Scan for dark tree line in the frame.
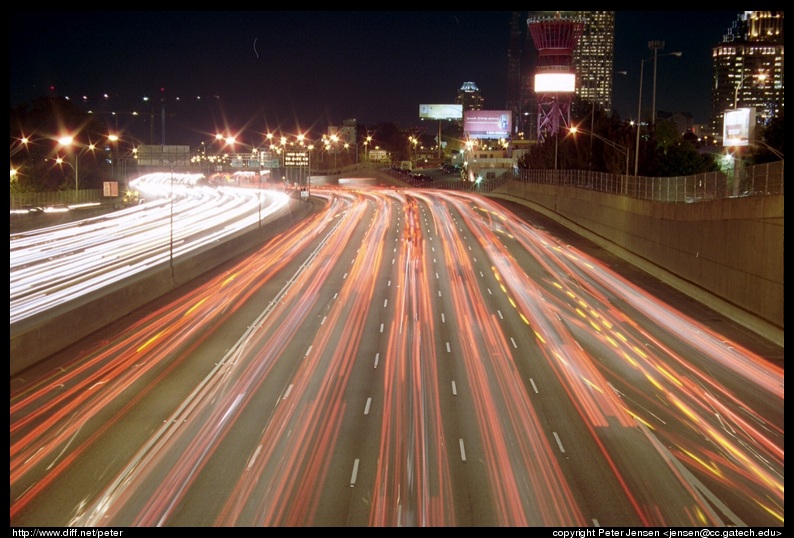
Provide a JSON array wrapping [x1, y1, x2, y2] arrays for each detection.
[[517, 96, 783, 176]]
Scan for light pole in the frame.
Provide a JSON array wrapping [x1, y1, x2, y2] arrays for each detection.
[[57, 136, 99, 194], [107, 134, 119, 181], [585, 71, 626, 170], [330, 134, 339, 171], [554, 130, 559, 171], [634, 46, 682, 176], [570, 127, 629, 178], [258, 148, 263, 228], [307, 143, 314, 194], [168, 161, 174, 278], [408, 135, 418, 167], [734, 73, 767, 109]]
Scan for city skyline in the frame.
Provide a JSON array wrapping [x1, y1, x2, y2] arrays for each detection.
[[11, 11, 740, 144]]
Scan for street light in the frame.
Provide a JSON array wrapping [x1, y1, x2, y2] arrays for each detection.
[[734, 72, 767, 109], [751, 139, 784, 160], [107, 134, 120, 182], [364, 134, 373, 164], [570, 127, 629, 177], [307, 143, 314, 194], [330, 134, 339, 170], [166, 160, 175, 278], [554, 130, 559, 171], [584, 70, 627, 170], [408, 135, 418, 167], [634, 45, 682, 176], [57, 136, 99, 193]]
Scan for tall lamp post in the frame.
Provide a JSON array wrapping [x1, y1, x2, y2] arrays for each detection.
[[570, 127, 629, 180], [633, 45, 682, 176], [307, 143, 314, 194], [734, 73, 767, 109], [408, 135, 418, 167], [330, 134, 339, 171], [554, 130, 559, 171], [364, 134, 373, 164], [57, 136, 99, 193], [107, 134, 119, 181], [585, 70, 627, 170], [167, 160, 174, 278], [728, 73, 767, 198]]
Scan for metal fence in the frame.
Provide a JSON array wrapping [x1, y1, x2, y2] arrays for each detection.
[[9, 189, 105, 210], [513, 160, 784, 202], [11, 161, 783, 210]]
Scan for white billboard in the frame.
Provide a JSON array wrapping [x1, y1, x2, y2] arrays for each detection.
[[534, 73, 576, 93], [723, 107, 756, 147], [464, 110, 512, 139], [419, 104, 463, 120]]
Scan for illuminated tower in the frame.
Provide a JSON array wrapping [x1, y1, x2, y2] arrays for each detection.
[[527, 12, 584, 141]]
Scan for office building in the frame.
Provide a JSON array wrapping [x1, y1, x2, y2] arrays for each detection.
[[571, 11, 617, 114], [456, 81, 485, 115], [710, 11, 784, 139]]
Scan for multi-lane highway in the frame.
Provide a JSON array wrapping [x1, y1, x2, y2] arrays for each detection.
[[10, 173, 290, 326], [10, 181, 783, 527]]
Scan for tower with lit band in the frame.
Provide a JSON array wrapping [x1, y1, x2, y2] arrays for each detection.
[[528, 12, 584, 141]]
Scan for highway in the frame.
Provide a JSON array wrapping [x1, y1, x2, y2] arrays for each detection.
[[10, 173, 290, 326], [10, 181, 783, 527]]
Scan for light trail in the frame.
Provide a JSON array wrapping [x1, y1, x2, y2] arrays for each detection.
[[10, 185, 783, 527]]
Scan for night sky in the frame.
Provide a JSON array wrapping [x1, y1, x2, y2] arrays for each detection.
[[10, 11, 740, 146]]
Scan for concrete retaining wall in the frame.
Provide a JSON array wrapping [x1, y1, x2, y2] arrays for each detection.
[[489, 181, 783, 347]]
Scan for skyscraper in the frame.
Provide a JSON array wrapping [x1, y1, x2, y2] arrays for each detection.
[[456, 81, 485, 114], [506, 11, 538, 140], [571, 11, 617, 114], [710, 11, 784, 139]]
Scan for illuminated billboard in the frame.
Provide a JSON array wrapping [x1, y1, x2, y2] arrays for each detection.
[[534, 73, 576, 93], [723, 107, 756, 147], [463, 110, 512, 139], [419, 104, 463, 120]]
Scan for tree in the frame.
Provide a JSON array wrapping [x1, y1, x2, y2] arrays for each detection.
[[750, 113, 785, 164], [655, 142, 718, 177]]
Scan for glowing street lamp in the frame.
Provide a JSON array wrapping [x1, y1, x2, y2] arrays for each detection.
[[329, 134, 339, 170], [107, 133, 120, 181], [363, 134, 373, 164], [408, 135, 419, 167], [734, 72, 767, 109], [57, 135, 99, 192]]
